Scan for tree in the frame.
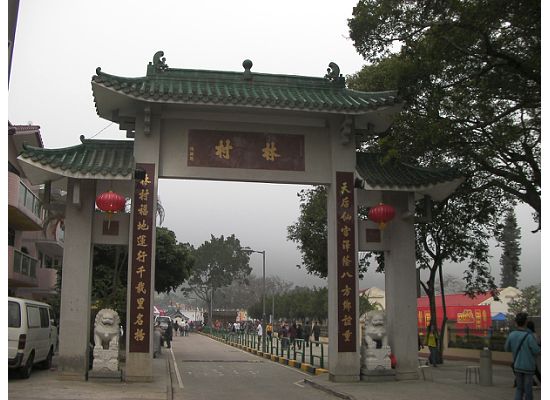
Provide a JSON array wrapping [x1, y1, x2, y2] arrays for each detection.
[[409, 182, 500, 361], [249, 286, 328, 322], [287, 186, 328, 278], [434, 273, 466, 295], [183, 234, 252, 323], [287, 186, 370, 279], [507, 285, 540, 318], [155, 227, 194, 294], [497, 209, 522, 288], [347, 0, 541, 231], [214, 274, 293, 311]]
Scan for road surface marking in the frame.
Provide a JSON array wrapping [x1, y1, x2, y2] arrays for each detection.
[[293, 380, 305, 388], [170, 347, 184, 389]]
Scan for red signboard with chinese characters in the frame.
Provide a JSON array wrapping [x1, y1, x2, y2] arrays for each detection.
[[336, 171, 357, 352], [128, 163, 155, 352], [188, 130, 305, 171], [417, 305, 491, 331]]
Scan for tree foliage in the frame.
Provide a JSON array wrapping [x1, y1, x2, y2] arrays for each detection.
[[212, 274, 293, 311], [183, 234, 252, 315], [496, 209, 522, 288], [248, 286, 329, 322], [347, 0, 541, 231], [507, 285, 541, 317], [155, 227, 194, 294], [287, 186, 328, 278], [287, 186, 370, 279]]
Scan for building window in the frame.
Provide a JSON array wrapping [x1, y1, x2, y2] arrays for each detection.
[[8, 227, 15, 246]]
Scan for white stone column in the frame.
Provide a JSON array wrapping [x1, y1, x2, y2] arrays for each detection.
[[327, 118, 360, 381], [383, 191, 419, 380], [58, 178, 96, 380], [125, 111, 161, 381]]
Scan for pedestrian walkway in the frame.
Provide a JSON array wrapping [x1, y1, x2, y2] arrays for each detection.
[[7, 334, 541, 400], [7, 353, 171, 400], [303, 359, 541, 400]]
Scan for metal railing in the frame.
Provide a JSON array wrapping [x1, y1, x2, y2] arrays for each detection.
[[206, 328, 326, 369], [13, 249, 38, 278], [18, 181, 44, 220]]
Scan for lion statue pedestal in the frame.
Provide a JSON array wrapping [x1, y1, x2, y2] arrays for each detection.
[[360, 310, 396, 382], [91, 308, 121, 376]]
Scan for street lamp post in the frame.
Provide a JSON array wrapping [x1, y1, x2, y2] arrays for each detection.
[[243, 247, 266, 349]]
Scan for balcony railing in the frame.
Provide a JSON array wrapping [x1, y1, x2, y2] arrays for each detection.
[[18, 181, 44, 220], [13, 249, 38, 279]]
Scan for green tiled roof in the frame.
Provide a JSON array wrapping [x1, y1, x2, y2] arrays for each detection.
[[356, 152, 464, 196], [18, 136, 134, 180], [92, 52, 399, 114]]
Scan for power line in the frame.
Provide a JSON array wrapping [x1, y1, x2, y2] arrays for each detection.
[[88, 122, 114, 139]]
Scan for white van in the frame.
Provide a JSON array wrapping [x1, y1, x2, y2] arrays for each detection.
[[8, 297, 58, 378]]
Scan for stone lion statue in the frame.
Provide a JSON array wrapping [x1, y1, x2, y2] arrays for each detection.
[[363, 310, 389, 349], [94, 308, 120, 350]]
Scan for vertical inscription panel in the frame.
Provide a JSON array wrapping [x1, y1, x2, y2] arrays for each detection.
[[336, 171, 357, 352], [128, 163, 155, 353]]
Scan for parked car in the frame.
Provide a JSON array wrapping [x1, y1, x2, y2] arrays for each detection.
[[8, 297, 58, 378]]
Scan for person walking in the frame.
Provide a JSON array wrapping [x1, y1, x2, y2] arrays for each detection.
[[312, 321, 321, 347], [506, 313, 541, 400], [164, 321, 173, 349], [289, 322, 297, 348], [296, 323, 303, 349], [526, 320, 541, 386], [278, 322, 288, 350], [304, 320, 312, 348], [425, 327, 439, 367]]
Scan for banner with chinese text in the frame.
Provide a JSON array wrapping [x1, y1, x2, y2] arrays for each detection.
[[128, 163, 155, 352], [336, 171, 357, 352]]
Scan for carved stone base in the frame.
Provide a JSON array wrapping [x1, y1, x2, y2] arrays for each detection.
[[361, 347, 392, 371], [92, 347, 119, 373], [361, 368, 397, 382]]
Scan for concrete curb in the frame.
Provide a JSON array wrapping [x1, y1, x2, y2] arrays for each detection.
[[201, 332, 328, 376], [303, 377, 356, 400]]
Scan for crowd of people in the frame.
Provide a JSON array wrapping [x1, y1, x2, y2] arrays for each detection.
[[221, 319, 323, 349]]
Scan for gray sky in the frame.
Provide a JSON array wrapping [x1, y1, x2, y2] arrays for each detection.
[[8, 0, 541, 291]]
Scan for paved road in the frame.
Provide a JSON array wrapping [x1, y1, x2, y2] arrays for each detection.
[[167, 333, 335, 400]]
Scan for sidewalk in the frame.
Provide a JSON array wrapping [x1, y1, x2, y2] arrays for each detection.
[[8, 353, 171, 400], [303, 359, 542, 400]]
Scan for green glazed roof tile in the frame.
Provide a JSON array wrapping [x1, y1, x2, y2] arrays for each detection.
[[356, 152, 463, 189], [19, 136, 134, 179], [92, 52, 399, 115]]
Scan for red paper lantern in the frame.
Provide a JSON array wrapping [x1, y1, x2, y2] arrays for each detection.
[[368, 203, 396, 230], [95, 190, 126, 214]]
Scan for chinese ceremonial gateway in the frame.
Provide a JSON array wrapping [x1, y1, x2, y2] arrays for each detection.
[[17, 52, 463, 382]]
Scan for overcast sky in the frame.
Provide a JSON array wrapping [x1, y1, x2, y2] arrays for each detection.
[[8, 1, 542, 292]]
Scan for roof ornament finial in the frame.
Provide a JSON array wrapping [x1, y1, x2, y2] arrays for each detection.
[[242, 59, 253, 81], [325, 62, 345, 85], [151, 51, 169, 73]]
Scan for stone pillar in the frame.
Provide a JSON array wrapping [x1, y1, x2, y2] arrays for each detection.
[[125, 110, 160, 381], [58, 178, 96, 380], [383, 191, 419, 380], [327, 117, 360, 382]]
